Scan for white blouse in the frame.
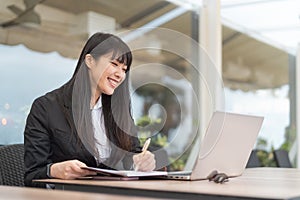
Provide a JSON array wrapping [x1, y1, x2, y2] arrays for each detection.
[[91, 96, 111, 164]]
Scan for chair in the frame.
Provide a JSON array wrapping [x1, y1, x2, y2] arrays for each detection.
[[0, 144, 25, 186], [273, 149, 293, 168], [246, 150, 261, 168]]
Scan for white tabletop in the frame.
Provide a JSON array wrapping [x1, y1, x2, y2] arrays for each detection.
[[36, 167, 300, 199]]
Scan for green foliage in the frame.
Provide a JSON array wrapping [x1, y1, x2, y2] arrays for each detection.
[[255, 137, 276, 167], [136, 115, 187, 171], [136, 117, 298, 169], [136, 116, 161, 128], [168, 147, 192, 171], [136, 116, 163, 144], [281, 126, 297, 166], [255, 125, 296, 167], [280, 126, 296, 152], [168, 156, 187, 171]]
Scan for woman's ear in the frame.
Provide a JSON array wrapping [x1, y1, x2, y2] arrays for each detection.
[[85, 54, 94, 69]]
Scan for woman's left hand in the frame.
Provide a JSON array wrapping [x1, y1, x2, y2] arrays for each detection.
[[133, 151, 156, 171]]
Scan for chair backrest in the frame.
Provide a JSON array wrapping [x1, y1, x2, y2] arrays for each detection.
[[273, 149, 292, 168], [0, 144, 25, 186], [246, 149, 261, 168]]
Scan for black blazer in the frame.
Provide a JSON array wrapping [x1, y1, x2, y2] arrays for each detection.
[[24, 80, 141, 187]]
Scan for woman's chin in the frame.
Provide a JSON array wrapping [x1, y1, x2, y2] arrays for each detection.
[[103, 88, 115, 96]]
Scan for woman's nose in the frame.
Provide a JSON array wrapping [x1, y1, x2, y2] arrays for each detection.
[[114, 67, 123, 79]]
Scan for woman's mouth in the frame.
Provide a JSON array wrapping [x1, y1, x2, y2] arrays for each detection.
[[108, 77, 118, 88]]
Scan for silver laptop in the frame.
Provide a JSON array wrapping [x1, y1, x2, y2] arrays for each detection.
[[165, 111, 264, 180]]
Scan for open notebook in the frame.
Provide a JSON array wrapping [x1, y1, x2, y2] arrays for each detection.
[[81, 166, 167, 179]]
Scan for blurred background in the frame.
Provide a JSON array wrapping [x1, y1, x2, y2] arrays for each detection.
[[0, 0, 299, 169]]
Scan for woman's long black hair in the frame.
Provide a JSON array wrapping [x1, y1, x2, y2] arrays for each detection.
[[70, 32, 135, 158]]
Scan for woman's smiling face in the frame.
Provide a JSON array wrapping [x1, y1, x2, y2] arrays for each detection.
[[86, 52, 128, 96]]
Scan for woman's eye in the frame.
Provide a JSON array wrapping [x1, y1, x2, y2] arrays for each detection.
[[111, 62, 118, 66], [111, 61, 127, 72]]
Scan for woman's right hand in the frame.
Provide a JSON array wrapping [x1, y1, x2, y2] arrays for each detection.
[[50, 160, 97, 179]]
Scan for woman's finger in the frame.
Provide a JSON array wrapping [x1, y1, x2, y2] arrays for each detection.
[[133, 151, 156, 171], [138, 157, 155, 171]]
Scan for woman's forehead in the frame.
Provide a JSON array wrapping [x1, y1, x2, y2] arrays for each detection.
[[101, 51, 122, 59], [100, 52, 127, 66]]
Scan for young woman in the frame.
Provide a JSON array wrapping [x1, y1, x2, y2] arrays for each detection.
[[24, 32, 156, 187]]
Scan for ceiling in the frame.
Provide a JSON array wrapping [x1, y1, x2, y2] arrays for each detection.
[[0, 0, 292, 91], [169, 0, 300, 55]]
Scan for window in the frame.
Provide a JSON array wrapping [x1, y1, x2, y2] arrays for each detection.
[[0, 44, 75, 144]]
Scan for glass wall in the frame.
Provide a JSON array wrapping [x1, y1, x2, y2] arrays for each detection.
[[0, 0, 293, 168], [0, 1, 199, 170], [0, 44, 75, 144], [225, 87, 290, 149], [222, 27, 291, 166]]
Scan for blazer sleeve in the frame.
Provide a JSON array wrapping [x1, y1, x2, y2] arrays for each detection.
[[24, 97, 52, 188]]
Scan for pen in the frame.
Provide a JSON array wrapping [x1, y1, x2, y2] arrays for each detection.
[[141, 138, 151, 155], [134, 138, 151, 171]]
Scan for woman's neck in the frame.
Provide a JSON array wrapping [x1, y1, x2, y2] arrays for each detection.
[[90, 87, 101, 108]]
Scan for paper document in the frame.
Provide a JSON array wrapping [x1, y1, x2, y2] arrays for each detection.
[[82, 166, 168, 177]]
